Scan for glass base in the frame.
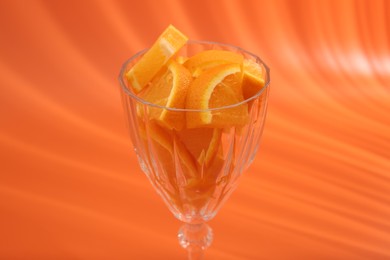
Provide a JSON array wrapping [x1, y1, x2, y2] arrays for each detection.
[[178, 223, 213, 260]]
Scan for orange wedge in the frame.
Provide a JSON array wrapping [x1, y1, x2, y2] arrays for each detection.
[[183, 50, 244, 77], [176, 56, 188, 64], [145, 122, 197, 178], [184, 151, 225, 211], [138, 60, 192, 130], [126, 25, 188, 93], [186, 63, 249, 128], [178, 128, 222, 166], [242, 59, 265, 99]]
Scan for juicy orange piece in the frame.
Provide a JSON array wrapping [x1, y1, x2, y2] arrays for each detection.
[[184, 151, 225, 211], [147, 121, 174, 152], [185, 63, 248, 128], [176, 56, 188, 64], [183, 50, 244, 77], [138, 60, 192, 130], [242, 59, 265, 99], [178, 128, 222, 166], [209, 78, 249, 128], [145, 122, 197, 178], [126, 25, 188, 93]]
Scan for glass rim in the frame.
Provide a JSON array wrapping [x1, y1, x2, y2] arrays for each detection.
[[118, 40, 270, 112]]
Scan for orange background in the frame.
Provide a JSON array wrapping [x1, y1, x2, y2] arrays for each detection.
[[1, 0, 389, 259]]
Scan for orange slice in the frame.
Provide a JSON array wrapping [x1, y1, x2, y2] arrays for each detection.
[[178, 128, 222, 166], [126, 25, 188, 93], [184, 151, 225, 211], [242, 59, 265, 99], [185, 63, 249, 128], [145, 122, 197, 178], [138, 60, 192, 130], [183, 50, 244, 77], [176, 56, 188, 64]]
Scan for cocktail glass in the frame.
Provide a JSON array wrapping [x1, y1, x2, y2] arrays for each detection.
[[119, 41, 270, 259]]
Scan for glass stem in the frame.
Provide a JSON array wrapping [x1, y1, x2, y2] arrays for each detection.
[[178, 223, 213, 260], [187, 245, 204, 260]]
